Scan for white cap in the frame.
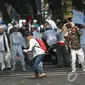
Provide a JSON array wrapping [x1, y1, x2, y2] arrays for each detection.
[[33, 19, 37, 23], [0, 17, 2, 21], [22, 19, 26, 22], [40, 25, 44, 28]]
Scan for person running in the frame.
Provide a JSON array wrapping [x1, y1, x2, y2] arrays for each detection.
[[64, 18, 85, 72]]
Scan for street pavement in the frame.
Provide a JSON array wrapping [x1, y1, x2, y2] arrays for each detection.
[[0, 61, 85, 85]]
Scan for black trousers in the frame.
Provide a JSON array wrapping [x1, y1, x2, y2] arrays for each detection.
[[56, 44, 71, 67]]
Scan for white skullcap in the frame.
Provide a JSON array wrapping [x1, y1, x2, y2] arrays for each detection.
[[33, 19, 37, 23], [40, 25, 44, 28], [0, 18, 2, 21], [22, 19, 26, 22]]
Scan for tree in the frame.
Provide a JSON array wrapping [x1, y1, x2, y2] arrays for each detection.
[[72, 0, 85, 11], [0, 0, 10, 23], [49, 0, 62, 22]]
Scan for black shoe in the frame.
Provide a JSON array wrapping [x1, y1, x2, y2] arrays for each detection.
[[64, 64, 71, 67], [56, 64, 64, 68], [1, 68, 6, 75], [6, 68, 11, 75]]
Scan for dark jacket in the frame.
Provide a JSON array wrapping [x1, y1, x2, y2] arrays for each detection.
[[65, 31, 81, 50]]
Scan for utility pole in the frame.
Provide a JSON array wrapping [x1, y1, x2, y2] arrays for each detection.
[[36, 0, 42, 23]]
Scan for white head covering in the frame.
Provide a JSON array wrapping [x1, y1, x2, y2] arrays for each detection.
[[19, 19, 23, 28], [7, 23, 13, 34], [22, 19, 26, 23], [8, 23, 13, 28], [40, 25, 44, 28], [33, 19, 37, 23]]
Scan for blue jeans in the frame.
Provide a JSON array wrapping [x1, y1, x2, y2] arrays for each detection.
[[31, 54, 45, 75]]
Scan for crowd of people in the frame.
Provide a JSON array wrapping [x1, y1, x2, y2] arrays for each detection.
[[0, 16, 85, 78]]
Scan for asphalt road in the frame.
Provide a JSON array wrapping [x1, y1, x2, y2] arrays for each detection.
[[0, 71, 85, 85], [0, 61, 85, 85], [0, 66, 85, 85]]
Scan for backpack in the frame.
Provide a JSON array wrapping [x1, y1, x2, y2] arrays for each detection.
[[35, 38, 47, 52]]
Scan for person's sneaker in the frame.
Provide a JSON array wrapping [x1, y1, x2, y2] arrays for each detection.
[[83, 69, 85, 72], [72, 70, 76, 73], [22, 65, 26, 71], [1, 68, 6, 75], [32, 74, 40, 78], [39, 73, 47, 78], [11, 65, 15, 71], [6, 68, 11, 75]]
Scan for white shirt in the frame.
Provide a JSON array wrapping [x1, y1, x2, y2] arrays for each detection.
[[27, 38, 45, 57], [46, 19, 57, 30]]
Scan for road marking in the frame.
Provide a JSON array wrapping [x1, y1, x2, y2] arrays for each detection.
[[67, 72, 78, 82], [0, 71, 85, 79]]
